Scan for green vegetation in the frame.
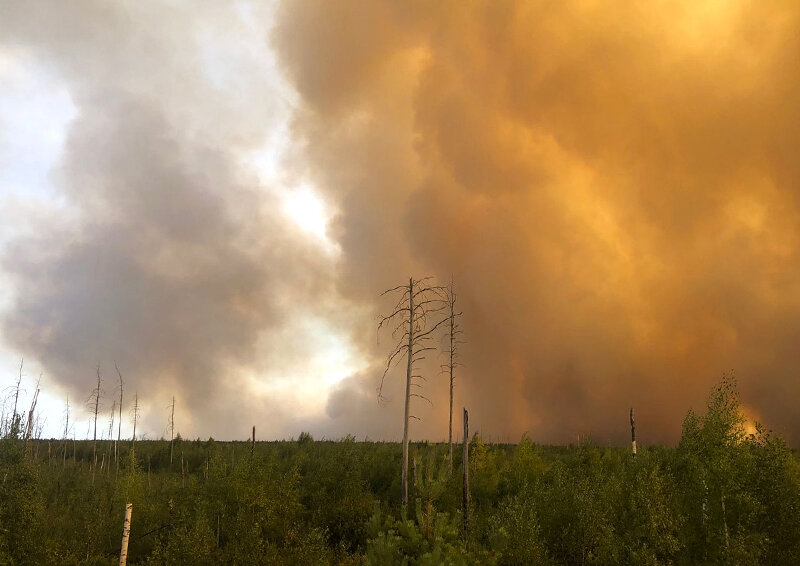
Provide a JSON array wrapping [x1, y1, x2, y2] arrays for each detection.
[[1, 377, 799, 565]]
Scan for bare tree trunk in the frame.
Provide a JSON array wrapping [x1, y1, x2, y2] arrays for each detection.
[[401, 278, 414, 506], [118, 503, 132, 566], [447, 280, 455, 472], [448, 360, 454, 471], [378, 277, 449, 508], [107, 401, 116, 475], [462, 408, 469, 542], [251, 426, 255, 455], [91, 367, 102, 484], [630, 407, 637, 457], [116, 363, 124, 473], [12, 358, 23, 430], [24, 382, 40, 442], [443, 278, 464, 474], [63, 400, 68, 468], [131, 393, 139, 449], [169, 396, 175, 469]]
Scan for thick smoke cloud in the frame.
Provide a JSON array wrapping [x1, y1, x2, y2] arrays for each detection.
[[2, 1, 800, 445], [0, 2, 352, 438], [273, 0, 800, 444]]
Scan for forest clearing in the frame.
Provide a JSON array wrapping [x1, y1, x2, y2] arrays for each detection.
[[2, 377, 799, 565]]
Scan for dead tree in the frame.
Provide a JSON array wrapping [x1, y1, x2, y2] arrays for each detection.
[[378, 277, 449, 506], [7, 358, 24, 437], [131, 393, 139, 450], [107, 401, 116, 473], [24, 375, 41, 442], [12, 358, 23, 418], [442, 279, 464, 472], [62, 395, 70, 468], [89, 366, 103, 479], [630, 407, 637, 457], [115, 363, 124, 468], [169, 396, 175, 468]]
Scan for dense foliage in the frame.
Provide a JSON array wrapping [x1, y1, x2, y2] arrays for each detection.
[[1, 378, 799, 565]]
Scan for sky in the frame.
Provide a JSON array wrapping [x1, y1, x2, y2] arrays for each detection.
[[1, 1, 799, 446]]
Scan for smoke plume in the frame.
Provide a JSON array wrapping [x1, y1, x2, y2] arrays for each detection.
[[2, 1, 800, 444]]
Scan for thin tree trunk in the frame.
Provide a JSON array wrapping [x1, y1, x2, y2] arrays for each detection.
[[119, 503, 132, 566], [462, 408, 469, 542], [448, 291, 455, 472], [92, 367, 101, 473], [131, 393, 138, 450], [116, 363, 123, 473], [402, 278, 414, 506], [169, 396, 175, 469], [630, 407, 637, 457]]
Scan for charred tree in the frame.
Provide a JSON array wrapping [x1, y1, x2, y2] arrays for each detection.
[[378, 277, 448, 506]]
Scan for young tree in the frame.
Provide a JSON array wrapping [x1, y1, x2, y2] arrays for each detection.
[[377, 277, 449, 505]]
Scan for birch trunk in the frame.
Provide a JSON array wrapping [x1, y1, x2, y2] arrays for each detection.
[[119, 503, 132, 566]]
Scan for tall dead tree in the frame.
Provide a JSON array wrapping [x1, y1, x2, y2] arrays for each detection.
[[378, 277, 449, 506], [115, 363, 124, 468], [131, 393, 139, 450], [89, 366, 103, 479], [630, 407, 637, 457], [169, 396, 175, 468], [62, 395, 70, 468], [106, 401, 116, 473], [442, 279, 464, 472]]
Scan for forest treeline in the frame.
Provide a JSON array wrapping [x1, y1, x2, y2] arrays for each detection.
[[1, 377, 799, 565]]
